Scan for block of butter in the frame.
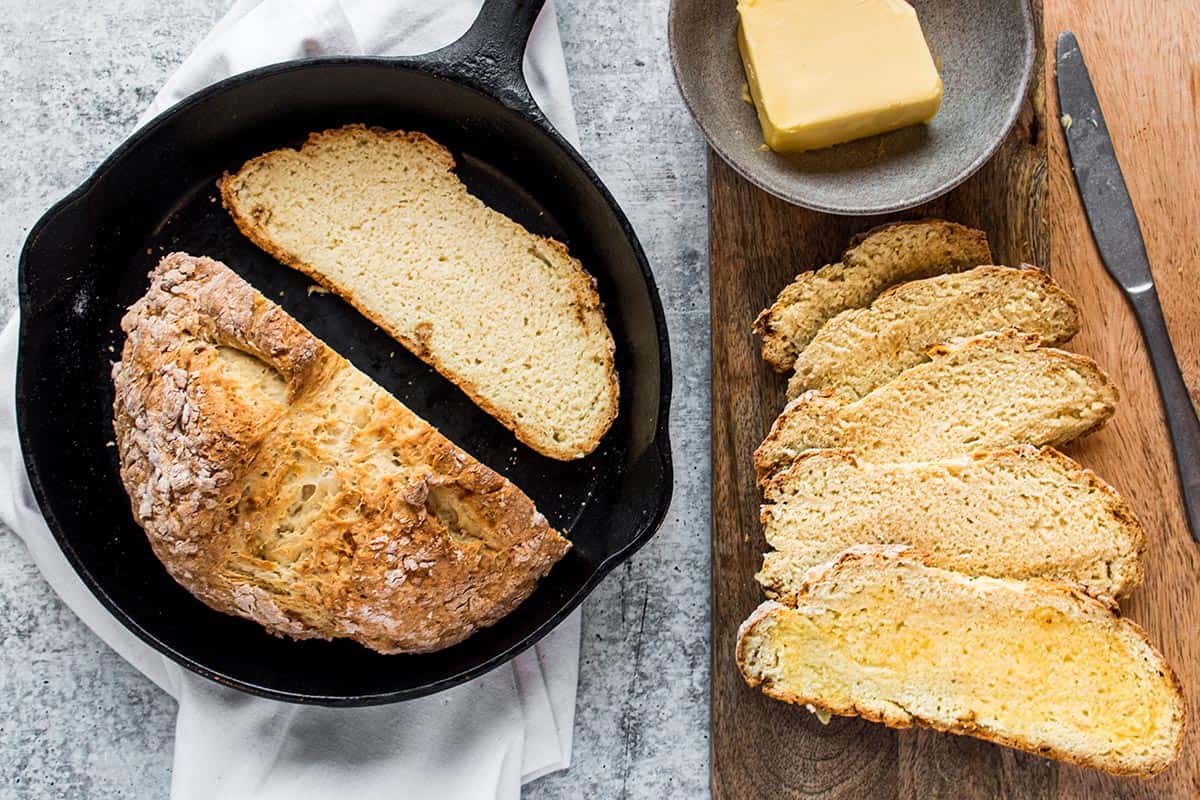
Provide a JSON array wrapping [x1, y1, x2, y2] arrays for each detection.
[[737, 0, 943, 153]]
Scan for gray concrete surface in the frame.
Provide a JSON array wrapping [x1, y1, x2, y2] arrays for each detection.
[[0, 1, 710, 798]]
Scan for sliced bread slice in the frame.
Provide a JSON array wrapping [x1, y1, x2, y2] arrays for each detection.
[[754, 220, 991, 372], [220, 125, 617, 460], [754, 331, 1119, 482], [737, 546, 1186, 776], [787, 265, 1080, 400], [758, 446, 1145, 599]]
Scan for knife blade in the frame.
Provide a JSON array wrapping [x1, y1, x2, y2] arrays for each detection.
[[1056, 31, 1200, 544]]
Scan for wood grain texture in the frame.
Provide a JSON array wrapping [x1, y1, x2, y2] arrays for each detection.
[[710, 0, 1199, 796], [1043, 0, 1200, 797]]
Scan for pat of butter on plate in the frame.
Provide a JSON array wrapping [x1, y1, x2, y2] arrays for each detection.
[[737, 0, 943, 154]]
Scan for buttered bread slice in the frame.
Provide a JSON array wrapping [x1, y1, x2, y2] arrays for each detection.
[[755, 331, 1118, 481], [220, 125, 617, 460], [112, 253, 570, 654], [754, 220, 991, 372], [787, 265, 1080, 400], [758, 447, 1145, 600], [737, 546, 1186, 776]]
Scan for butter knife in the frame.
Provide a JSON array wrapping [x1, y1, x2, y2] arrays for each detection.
[[1056, 31, 1200, 544]]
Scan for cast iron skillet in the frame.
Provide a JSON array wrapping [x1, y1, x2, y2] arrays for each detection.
[[16, 0, 672, 705]]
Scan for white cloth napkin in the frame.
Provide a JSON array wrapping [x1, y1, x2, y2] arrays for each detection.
[[0, 2, 585, 797]]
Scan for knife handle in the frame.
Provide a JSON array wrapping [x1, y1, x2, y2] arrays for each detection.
[[1128, 288, 1200, 543]]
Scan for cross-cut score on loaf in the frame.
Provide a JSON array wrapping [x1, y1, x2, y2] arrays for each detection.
[[754, 330, 1120, 483], [758, 447, 1145, 600], [111, 253, 571, 654], [737, 546, 1186, 777], [219, 124, 618, 460], [754, 220, 992, 373], [787, 265, 1081, 400]]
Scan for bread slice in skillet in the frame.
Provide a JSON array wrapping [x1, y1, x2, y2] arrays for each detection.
[[220, 124, 618, 460]]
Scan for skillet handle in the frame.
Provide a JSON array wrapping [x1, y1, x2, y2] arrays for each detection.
[[425, 0, 550, 123]]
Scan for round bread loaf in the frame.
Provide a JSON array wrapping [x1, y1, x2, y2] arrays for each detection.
[[111, 253, 569, 654]]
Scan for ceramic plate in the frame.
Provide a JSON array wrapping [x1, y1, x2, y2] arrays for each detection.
[[669, 0, 1036, 214]]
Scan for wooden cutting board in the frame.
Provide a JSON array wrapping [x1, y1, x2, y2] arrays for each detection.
[[709, 0, 1200, 797]]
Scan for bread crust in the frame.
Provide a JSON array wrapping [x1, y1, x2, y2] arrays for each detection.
[[111, 253, 570, 653], [736, 546, 1187, 777], [218, 124, 618, 461]]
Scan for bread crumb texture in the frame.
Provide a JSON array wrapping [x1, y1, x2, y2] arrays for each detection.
[[111, 253, 570, 654], [220, 125, 618, 460], [758, 446, 1144, 599]]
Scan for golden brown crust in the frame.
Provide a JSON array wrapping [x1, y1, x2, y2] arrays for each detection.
[[752, 265, 838, 371], [841, 218, 989, 255], [111, 253, 570, 654], [218, 124, 618, 461], [736, 546, 1186, 777]]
